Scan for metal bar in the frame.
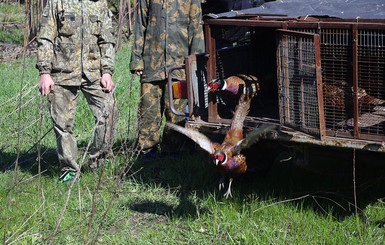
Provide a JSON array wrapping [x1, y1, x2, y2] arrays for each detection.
[[185, 55, 195, 118], [204, 19, 385, 30], [278, 22, 289, 126], [266, 131, 385, 152], [299, 37, 306, 128], [186, 120, 385, 152], [205, 23, 218, 122], [352, 24, 360, 138], [355, 133, 385, 142], [277, 29, 323, 38], [234, 13, 288, 17], [276, 31, 284, 125], [314, 34, 326, 140], [167, 65, 185, 116], [282, 34, 291, 124]]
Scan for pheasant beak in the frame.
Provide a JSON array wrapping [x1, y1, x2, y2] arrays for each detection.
[[215, 159, 220, 166]]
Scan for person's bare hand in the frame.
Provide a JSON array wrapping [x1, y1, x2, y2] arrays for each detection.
[[101, 73, 115, 92], [135, 70, 143, 76], [38, 74, 55, 96]]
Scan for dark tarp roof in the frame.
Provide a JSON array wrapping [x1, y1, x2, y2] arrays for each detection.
[[205, 0, 385, 20]]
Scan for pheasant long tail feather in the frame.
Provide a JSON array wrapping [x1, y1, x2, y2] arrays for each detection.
[[231, 94, 252, 130]]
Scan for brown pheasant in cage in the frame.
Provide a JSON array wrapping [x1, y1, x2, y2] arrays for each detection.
[[324, 83, 385, 110]]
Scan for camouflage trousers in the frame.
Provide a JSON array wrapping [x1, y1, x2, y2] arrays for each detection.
[[138, 80, 187, 151], [48, 78, 117, 172]]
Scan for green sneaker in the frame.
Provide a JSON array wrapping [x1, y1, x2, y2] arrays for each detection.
[[59, 171, 77, 183]]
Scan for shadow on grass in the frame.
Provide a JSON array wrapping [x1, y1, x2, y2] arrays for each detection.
[[243, 143, 385, 220], [0, 147, 59, 177], [124, 147, 214, 217], [3, 135, 384, 223], [129, 193, 202, 217], [124, 139, 385, 221]]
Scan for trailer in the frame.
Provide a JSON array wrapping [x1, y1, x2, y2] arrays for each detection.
[[168, 0, 385, 166]]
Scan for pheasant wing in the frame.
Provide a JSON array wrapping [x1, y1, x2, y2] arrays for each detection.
[[233, 124, 276, 155], [165, 122, 214, 154]]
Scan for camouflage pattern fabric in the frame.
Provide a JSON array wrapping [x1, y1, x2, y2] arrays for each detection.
[[138, 80, 187, 150], [129, 0, 205, 82], [48, 80, 117, 172], [36, 0, 115, 85], [131, 0, 205, 152], [36, 0, 116, 172]]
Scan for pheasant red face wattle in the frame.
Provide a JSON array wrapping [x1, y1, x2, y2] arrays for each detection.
[[208, 80, 220, 91], [213, 151, 227, 165]]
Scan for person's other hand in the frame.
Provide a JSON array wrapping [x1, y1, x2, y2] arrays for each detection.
[[38, 74, 55, 96], [101, 73, 115, 92], [135, 70, 143, 76]]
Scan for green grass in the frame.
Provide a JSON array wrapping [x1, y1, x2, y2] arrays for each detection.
[[0, 28, 24, 44], [1, 149, 385, 244], [0, 2, 25, 43], [0, 3, 24, 23], [1, 42, 385, 243]]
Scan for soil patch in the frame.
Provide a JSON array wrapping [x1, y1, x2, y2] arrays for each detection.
[[0, 41, 37, 63]]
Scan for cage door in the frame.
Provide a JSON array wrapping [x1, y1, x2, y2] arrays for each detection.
[[277, 30, 326, 140]]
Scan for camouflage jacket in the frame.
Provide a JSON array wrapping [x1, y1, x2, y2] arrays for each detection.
[[36, 0, 115, 85], [129, 0, 205, 83]]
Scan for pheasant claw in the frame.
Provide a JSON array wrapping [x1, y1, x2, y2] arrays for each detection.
[[224, 180, 233, 199]]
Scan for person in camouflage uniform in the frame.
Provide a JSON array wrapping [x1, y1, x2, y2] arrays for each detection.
[[130, 0, 205, 156], [36, 0, 117, 182]]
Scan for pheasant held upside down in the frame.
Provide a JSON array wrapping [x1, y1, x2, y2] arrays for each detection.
[[208, 74, 260, 99], [166, 74, 274, 198]]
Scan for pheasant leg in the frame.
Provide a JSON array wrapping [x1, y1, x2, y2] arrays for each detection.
[[224, 178, 233, 199], [219, 176, 225, 191]]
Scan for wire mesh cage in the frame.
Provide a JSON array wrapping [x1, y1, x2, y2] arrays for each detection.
[[357, 29, 385, 137], [199, 14, 385, 147], [289, 26, 385, 141], [277, 30, 325, 139]]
